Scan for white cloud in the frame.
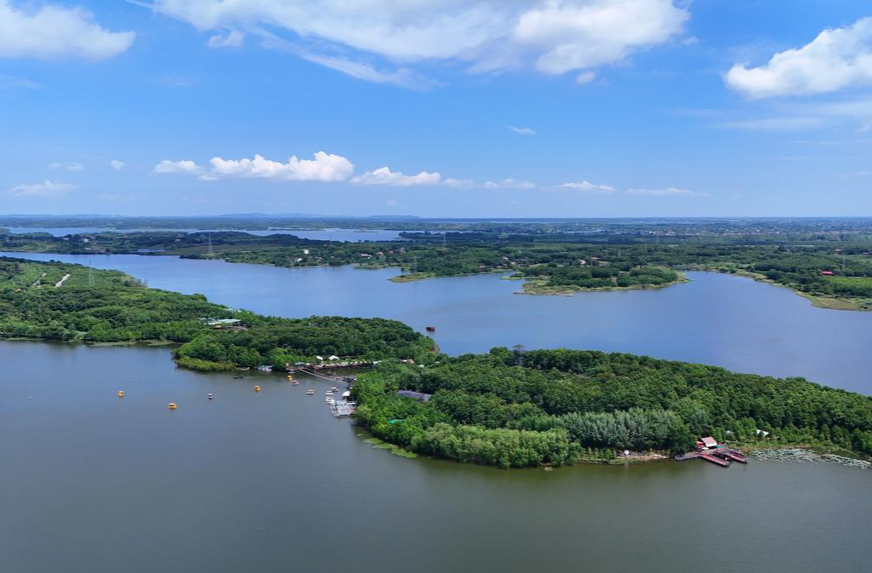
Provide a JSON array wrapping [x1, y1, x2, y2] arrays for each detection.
[[443, 178, 475, 188], [508, 126, 536, 136], [0, 73, 42, 89], [49, 161, 85, 171], [352, 166, 442, 187], [559, 180, 615, 192], [576, 71, 597, 85], [0, 0, 134, 60], [207, 30, 244, 48], [154, 159, 204, 175], [626, 186, 695, 196], [725, 16, 872, 99], [512, 0, 688, 74], [713, 117, 826, 131], [150, 0, 689, 86], [208, 152, 354, 182], [7, 180, 75, 197], [110, 159, 125, 171], [485, 178, 536, 189], [302, 54, 442, 91]]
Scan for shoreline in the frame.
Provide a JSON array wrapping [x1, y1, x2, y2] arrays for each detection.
[[5, 247, 870, 310], [698, 266, 872, 312]]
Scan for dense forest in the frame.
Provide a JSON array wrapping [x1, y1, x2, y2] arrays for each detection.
[[352, 348, 872, 468], [0, 257, 432, 371]]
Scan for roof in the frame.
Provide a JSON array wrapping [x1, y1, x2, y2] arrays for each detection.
[[396, 390, 432, 402], [701, 437, 718, 447]]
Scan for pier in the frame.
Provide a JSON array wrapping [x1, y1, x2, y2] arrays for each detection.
[[674, 437, 748, 467]]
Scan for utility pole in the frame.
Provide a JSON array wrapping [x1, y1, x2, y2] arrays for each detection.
[[413, 255, 418, 275], [207, 233, 214, 257]]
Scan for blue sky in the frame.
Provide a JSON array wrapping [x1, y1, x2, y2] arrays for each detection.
[[1, 0, 871, 218]]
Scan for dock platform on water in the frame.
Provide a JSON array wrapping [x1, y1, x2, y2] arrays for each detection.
[[674, 446, 748, 467]]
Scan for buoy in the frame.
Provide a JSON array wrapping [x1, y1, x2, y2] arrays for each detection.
[[168, 402, 178, 410], [287, 374, 293, 381], [207, 393, 214, 400], [254, 385, 261, 393], [117, 390, 125, 398]]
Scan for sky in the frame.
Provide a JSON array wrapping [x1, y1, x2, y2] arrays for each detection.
[[1, 0, 871, 218]]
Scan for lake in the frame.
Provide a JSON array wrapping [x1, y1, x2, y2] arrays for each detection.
[[0, 341, 869, 573], [1, 227, 404, 242], [1, 251, 871, 573], [4, 251, 872, 393]]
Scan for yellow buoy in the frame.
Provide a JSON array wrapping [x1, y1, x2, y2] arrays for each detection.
[[168, 402, 178, 410], [117, 391, 125, 398], [254, 385, 261, 392], [287, 374, 293, 381]]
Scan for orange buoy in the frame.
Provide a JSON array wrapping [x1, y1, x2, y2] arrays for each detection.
[[208, 393, 214, 400], [168, 402, 178, 410], [254, 385, 261, 392], [117, 390, 125, 398]]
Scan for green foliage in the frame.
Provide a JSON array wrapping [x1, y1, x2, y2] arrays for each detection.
[[0, 257, 433, 371], [353, 348, 872, 468]]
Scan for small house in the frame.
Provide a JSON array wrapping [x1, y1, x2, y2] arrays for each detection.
[[700, 436, 718, 449], [396, 390, 432, 402]]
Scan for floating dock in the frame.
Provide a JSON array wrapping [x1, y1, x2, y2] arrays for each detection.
[[675, 445, 748, 467]]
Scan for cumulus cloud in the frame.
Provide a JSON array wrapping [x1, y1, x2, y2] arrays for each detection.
[[626, 186, 695, 196], [0, 0, 134, 60], [512, 0, 688, 75], [352, 166, 442, 187], [725, 16, 872, 99], [508, 126, 537, 136], [208, 152, 354, 182], [110, 159, 125, 171], [484, 178, 536, 189], [154, 159, 204, 175], [559, 180, 615, 192], [207, 30, 244, 48], [149, 0, 690, 86], [7, 180, 75, 197]]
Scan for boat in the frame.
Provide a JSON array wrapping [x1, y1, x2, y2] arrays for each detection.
[[306, 389, 314, 396], [331, 386, 338, 393], [326, 390, 333, 396], [292, 380, 299, 386]]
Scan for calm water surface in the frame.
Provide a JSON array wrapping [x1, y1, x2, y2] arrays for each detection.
[[0, 342, 869, 573], [2, 252, 871, 573], [4, 251, 872, 393]]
